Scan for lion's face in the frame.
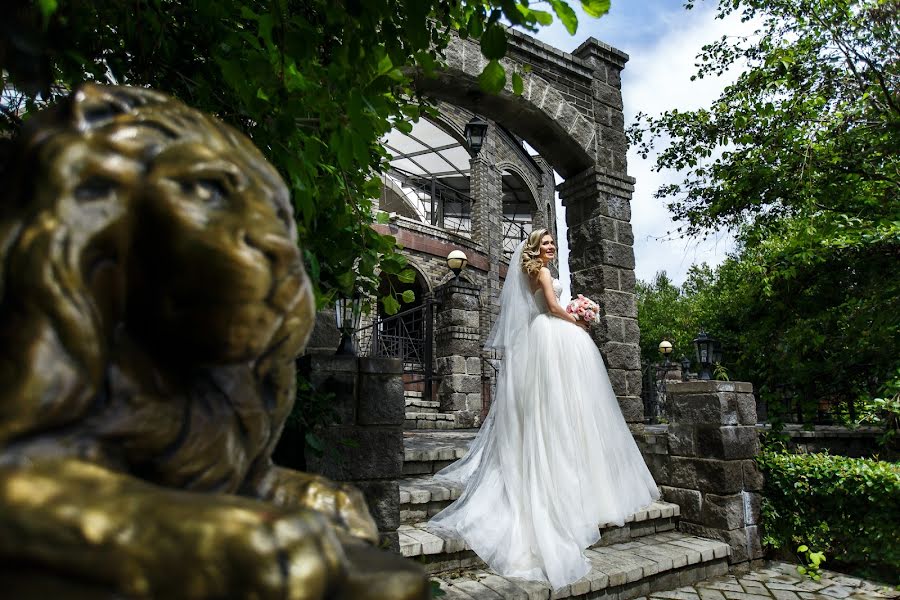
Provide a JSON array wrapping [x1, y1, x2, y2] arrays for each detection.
[[123, 121, 312, 365]]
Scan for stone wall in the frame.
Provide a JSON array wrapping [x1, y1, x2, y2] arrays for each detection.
[[299, 356, 405, 551], [769, 424, 893, 460], [637, 381, 765, 570]]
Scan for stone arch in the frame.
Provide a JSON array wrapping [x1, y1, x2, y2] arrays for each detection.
[[413, 29, 646, 422]]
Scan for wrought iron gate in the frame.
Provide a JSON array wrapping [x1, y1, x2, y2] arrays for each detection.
[[356, 299, 436, 400]]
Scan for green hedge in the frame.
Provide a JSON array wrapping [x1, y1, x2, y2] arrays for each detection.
[[757, 450, 900, 584]]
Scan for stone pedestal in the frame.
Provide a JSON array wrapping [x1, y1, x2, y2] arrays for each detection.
[[660, 381, 764, 568], [434, 280, 481, 427], [300, 355, 404, 551]]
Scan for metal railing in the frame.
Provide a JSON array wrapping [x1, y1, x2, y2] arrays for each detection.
[[382, 168, 474, 236], [356, 299, 436, 400]]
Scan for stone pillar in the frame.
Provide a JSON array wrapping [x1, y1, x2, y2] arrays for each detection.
[[559, 167, 642, 422], [434, 279, 481, 427], [469, 144, 503, 346], [300, 356, 404, 552], [661, 380, 765, 569], [561, 39, 643, 423]]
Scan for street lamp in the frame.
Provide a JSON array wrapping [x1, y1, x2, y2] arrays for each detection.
[[658, 340, 673, 362], [335, 294, 363, 356], [464, 115, 489, 155], [692, 330, 717, 380], [446, 249, 469, 281]]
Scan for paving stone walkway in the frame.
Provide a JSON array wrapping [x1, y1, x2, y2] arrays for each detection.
[[637, 562, 898, 600]]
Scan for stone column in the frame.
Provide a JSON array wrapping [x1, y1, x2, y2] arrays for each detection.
[[434, 279, 481, 427], [300, 355, 404, 552], [661, 380, 765, 569], [561, 39, 643, 422], [559, 167, 642, 422], [469, 143, 503, 347]]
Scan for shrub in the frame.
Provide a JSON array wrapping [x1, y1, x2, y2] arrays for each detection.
[[757, 449, 900, 584]]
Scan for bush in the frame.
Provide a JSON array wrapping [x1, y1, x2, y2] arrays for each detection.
[[757, 449, 900, 584]]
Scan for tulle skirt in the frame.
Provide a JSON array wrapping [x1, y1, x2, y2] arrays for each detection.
[[428, 313, 659, 590]]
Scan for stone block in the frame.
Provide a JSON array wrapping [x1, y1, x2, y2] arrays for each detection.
[[465, 357, 481, 375], [603, 290, 638, 318], [696, 426, 759, 460], [305, 308, 341, 353], [607, 195, 632, 222], [436, 356, 466, 375], [443, 374, 481, 394], [353, 479, 400, 532], [625, 369, 642, 397], [357, 373, 405, 426], [617, 395, 644, 423], [735, 392, 758, 425], [619, 269, 636, 293], [668, 457, 745, 494], [700, 493, 746, 530], [308, 427, 403, 480], [602, 342, 640, 370], [601, 239, 636, 270], [615, 221, 635, 245], [669, 393, 738, 426], [607, 369, 626, 396], [667, 424, 698, 457], [669, 381, 754, 395], [742, 459, 764, 491], [661, 486, 702, 522]]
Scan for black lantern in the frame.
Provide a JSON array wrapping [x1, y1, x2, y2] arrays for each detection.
[[446, 249, 468, 280], [680, 355, 692, 381], [464, 115, 489, 155], [335, 294, 363, 356], [692, 330, 716, 380]]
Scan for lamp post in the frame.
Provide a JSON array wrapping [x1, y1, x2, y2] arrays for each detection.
[[692, 330, 716, 380], [446, 249, 468, 281], [464, 115, 489, 155], [335, 294, 362, 356]]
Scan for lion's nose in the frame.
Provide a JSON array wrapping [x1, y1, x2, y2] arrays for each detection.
[[244, 232, 301, 282]]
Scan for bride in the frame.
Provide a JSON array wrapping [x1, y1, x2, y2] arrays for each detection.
[[428, 229, 659, 590]]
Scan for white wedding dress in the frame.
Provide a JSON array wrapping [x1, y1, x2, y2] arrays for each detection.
[[428, 244, 659, 590]]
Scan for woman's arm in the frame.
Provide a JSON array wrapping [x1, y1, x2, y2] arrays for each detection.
[[536, 268, 587, 329]]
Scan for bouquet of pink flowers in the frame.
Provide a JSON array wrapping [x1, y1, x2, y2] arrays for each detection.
[[566, 294, 601, 325]]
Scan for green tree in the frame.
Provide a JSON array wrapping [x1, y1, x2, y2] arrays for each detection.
[[630, 0, 899, 415], [2, 0, 608, 310]]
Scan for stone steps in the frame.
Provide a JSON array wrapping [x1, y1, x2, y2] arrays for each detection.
[[400, 475, 679, 534], [406, 398, 440, 414], [403, 430, 476, 474], [419, 530, 730, 599]]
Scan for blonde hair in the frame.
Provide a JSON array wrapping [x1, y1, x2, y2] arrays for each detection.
[[521, 228, 551, 278]]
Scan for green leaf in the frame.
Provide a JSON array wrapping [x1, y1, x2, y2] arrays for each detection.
[[479, 60, 506, 94], [38, 0, 58, 22], [376, 211, 392, 224], [305, 432, 325, 455], [401, 289, 416, 303], [581, 0, 611, 18], [481, 24, 508, 60], [397, 268, 417, 283], [550, 0, 578, 35], [382, 294, 401, 316], [512, 72, 524, 95]]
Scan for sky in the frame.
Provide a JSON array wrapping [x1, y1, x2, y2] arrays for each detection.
[[527, 0, 757, 292]]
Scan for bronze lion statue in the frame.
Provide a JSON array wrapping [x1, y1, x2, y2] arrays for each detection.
[[0, 84, 427, 599]]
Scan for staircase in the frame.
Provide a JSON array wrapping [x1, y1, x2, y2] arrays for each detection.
[[400, 430, 731, 599], [404, 390, 475, 430]]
